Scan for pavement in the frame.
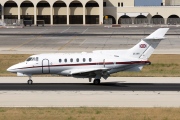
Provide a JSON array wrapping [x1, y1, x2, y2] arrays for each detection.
[[0, 77, 180, 91], [0, 26, 179, 54], [0, 26, 180, 35], [0, 77, 180, 107]]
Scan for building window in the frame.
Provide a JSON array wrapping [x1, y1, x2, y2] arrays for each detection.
[[89, 58, 92, 62], [70, 58, 73, 62], [64, 59, 67, 63], [118, 2, 120, 7], [103, 2, 106, 7], [121, 2, 123, 7], [83, 58, 86, 62], [59, 59, 61, 63], [76, 58, 79, 62]]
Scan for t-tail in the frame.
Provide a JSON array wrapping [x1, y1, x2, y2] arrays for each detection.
[[127, 28, 169, 60]]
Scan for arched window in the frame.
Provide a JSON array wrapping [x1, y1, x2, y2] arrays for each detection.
[[151, 15, 164, 24], [103, 15, 116, 24], [118, 15, 132, 24]]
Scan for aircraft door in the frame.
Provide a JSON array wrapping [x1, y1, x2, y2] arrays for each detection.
[[42, 59, 50, 74], [103, 59, 105, 67]]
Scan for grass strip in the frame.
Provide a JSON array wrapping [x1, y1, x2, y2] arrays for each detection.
[[0, 107, 180, 120]]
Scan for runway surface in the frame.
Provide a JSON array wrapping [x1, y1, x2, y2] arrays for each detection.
[[1, 26, 180, 35], [0, 77, 180, 91], [1, 77, 180, 107], [1, 91, 180, 107], [1, 83, 180, 91]]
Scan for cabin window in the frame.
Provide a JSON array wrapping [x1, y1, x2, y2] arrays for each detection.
[[59, 59, 62, 63], [64, 59, 67, 62], [83, 58, 86, 62], [76, 58, 79, 62], [36, 57, 38, 61], [26, 57, 32, 61], [70, 58, 73, 62], [89, 58, 92, 62]]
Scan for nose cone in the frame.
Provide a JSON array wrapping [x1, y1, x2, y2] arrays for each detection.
[[7, 62, 25, 73], [7, 66, 15, 72], [7, 64, 19, 73]]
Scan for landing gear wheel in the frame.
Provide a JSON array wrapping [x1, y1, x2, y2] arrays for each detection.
[[27, 80, 33, 85], [93, 79, 100, 85]]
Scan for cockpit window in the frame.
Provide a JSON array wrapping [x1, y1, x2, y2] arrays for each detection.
[[31, 57, 35, 61], [26, 57, 32, 61], [26, 57, 38, 61]]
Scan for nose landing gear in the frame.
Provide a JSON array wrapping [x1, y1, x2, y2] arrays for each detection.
[[27, 79, 33, 85], [27, 76, 33, 85]]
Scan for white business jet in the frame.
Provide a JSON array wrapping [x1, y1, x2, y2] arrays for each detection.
[[7, 28, 169, 85]]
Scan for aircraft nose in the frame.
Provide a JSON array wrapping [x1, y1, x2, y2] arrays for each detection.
[[7, 66, 16, 72], [7, 66, 13, 72]]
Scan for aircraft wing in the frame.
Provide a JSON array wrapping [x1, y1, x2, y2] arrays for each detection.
[[60, 68, 111, 79], [70, 68, 110, 75]]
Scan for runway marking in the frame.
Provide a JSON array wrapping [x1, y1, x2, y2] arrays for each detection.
[[58, 36, 77, 50], [38, 29, 48, 34], [61, 27, 71, 33], [79, 39, 87, 46], [8, 35, 42, 51], [81, 28, 88, 34]]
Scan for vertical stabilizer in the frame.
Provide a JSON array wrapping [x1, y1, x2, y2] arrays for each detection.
[[127, 28, 169, 60]]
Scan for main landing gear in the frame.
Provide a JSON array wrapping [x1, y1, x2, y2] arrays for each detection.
[[27, 76, 33, 85], [93, 79, 101, 85]]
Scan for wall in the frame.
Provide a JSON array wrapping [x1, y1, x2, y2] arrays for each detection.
[[116, 6, 180, 18], [53, 7, 67, 15], [37, 8, 50, 15], [21, 7, 34, 15], [69, 7, 83, 15], [4, 7, 18, 15], [171, 0, 180, 5], [103, 0, 134, 7], [163, 0, 171, 6], [86, 7, 99, 15]]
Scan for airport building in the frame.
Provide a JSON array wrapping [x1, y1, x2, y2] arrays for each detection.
[[0, 0, 180, 25]]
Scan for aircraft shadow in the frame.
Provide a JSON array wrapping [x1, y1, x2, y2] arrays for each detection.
[[0, 83, 180, 91]]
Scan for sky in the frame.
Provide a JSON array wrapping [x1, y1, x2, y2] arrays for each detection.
[[135, 0, 162, 6]]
